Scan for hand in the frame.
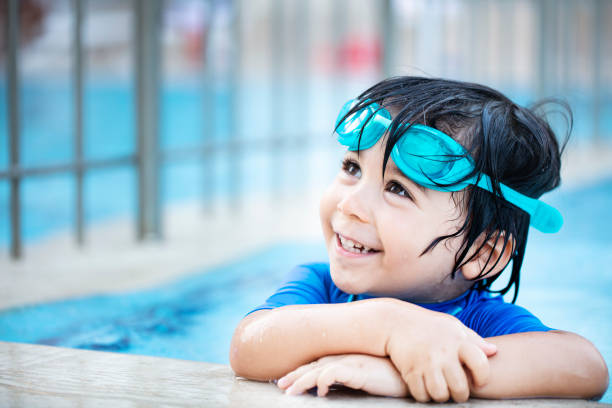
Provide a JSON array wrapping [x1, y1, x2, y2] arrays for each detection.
[[384, 300, 497, 403], [277, 354, 409, 398]]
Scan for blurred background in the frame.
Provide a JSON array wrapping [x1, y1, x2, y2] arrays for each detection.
[[0, 0, 611, 401], [1, 0, 610, 263], [1, 0, 611, 305]]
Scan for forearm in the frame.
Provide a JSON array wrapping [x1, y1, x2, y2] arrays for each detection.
[[229, 299, 394, 381], [471, 331, 609, 400]]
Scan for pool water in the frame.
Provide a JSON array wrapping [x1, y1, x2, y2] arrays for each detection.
[[0, 243, 328, 363], [0, 177, 611, 402]]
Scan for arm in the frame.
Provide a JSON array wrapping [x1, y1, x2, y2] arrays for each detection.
[[230, 297, 495, 392], [274, 329, 608, 402], [229, 299, 392, 381], [471, 330, 609, 400], [278, 354, 409, 398]]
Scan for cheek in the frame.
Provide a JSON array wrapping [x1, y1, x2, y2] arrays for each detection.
[[377, 208, 452, 267], [376, 210, 421, 263], [319, 184, 337, 237]]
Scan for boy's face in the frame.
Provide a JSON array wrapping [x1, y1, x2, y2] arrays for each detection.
[[319, 139, 472, 303]]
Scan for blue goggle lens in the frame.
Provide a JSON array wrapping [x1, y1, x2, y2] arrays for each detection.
[[336, 100, 391, 151], [393, 124, 474, 190]]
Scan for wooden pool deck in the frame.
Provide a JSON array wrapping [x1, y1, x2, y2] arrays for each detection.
[[1, 341, 609, 407]]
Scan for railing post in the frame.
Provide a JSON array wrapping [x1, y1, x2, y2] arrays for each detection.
[[270, 0, 284, 198], [537, 0, 554, 99], [7, 0, 21, 259], [593, 0, 603, 142], [73, 0, 85, 245], [202, 0, 215, 213], [382, 0, 393, 77], [294, 0, 310, 191], [134, 0, 162, 240], [229, 0, 241, 209]]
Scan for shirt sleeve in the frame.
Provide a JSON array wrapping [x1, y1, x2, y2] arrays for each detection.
[[459, 295, 553, 338], [247, 263, 331, 315]]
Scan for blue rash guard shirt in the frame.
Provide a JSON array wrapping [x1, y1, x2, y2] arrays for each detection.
[[249, 263, 552, 338]]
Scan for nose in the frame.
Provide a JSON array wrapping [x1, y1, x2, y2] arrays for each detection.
[[337, 185, 372, 224]]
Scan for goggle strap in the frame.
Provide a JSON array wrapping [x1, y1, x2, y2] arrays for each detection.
[[475, 176, 562, 233]]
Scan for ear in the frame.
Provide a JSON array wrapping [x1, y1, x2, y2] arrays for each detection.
[[460, 231, 515, 281]]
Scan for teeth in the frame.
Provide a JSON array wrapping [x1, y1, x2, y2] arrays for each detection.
[[338, 234, 375, 254]]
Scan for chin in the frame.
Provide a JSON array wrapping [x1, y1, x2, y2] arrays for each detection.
[[329, 265, 367, 295]]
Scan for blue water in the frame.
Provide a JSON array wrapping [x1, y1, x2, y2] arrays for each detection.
[[0, 176, 611, 401], [514, 178, 612, 403], [0, 242, 328, 362]]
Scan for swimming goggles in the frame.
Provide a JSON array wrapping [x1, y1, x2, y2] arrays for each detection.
[[335, 99, 563, 233]]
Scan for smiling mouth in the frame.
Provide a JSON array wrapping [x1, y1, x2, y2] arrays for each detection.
[[336, 233, 381, 255]]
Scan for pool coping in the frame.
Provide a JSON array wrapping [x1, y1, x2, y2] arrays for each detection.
[[0, 341, 609, 407]]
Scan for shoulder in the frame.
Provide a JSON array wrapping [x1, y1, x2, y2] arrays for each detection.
[[292, 262, 330, 278], [457, 290, 553, 338], [248, 263, 351, 315], [289, 263, 348, 303], [247, 263, 331, 314], [283, 262, 331, 289], [285, 262, 354, 305]]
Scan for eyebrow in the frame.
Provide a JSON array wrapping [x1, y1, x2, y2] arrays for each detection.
[[386, 164, 428, 196]]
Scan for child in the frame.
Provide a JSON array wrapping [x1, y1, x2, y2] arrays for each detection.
[[229, 77, 609, 402]]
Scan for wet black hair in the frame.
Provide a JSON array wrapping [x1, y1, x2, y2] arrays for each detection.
[[337, 76, 571, 302]]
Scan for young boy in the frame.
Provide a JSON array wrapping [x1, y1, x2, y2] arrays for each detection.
[[229, 77, 609, 402]]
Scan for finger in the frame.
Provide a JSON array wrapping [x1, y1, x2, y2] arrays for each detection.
[[479, 340, 497, 357], [466, 329, 497, 357], [459, 343, 490, 387], [405, 372, 430, 403], [424, 368, 450, 402], [315, 368, 336, 397], [278, 361, 319, 390], [317, 355, 341, 364], [285, 367, 322, 395], [443, 362, 470, 403], [316, 365, 358, 397]]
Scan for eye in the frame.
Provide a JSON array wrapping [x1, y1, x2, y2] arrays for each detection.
[[341, 159, 361, 178], [386, 180, 412, 199]]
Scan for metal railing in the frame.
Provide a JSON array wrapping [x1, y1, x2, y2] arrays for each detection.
[[3, 0, 162, 258], [5, 0, 21, 259], [1, 0, 255, 259]]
